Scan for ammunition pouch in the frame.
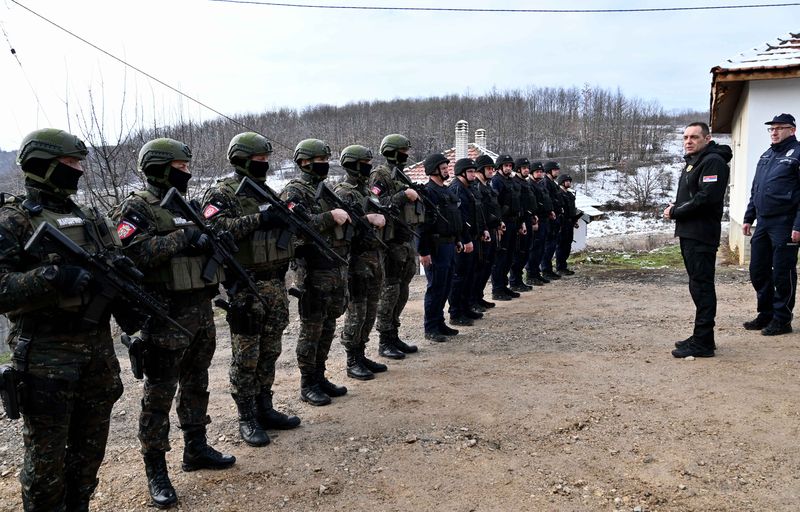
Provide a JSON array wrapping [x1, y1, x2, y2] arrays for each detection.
[[403, 201, 425, 225]]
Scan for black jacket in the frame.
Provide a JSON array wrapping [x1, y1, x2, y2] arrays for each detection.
[[670, 140, 732, 244], [744, 135, 800, 229], [417, 180, 467, 257]]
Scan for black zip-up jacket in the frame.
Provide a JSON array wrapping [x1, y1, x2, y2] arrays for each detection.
[[743, 135, 800, 229], [531, 178, 553, 218], [544, 175, 563, 216], [670, 140, 732, 244], [417, 179, 467, 257], [514, 174, 537, 221], [476, 178, 502, 229]]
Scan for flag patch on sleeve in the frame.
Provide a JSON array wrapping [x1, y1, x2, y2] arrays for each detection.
[[203, 204, 220, 219], [117, 220, 138, 240], [371, 185, 382, 195], [702, 175, 718, 183]]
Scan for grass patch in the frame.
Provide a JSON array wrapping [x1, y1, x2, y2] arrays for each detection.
[[571, 244, 683, 270], [0, 352, 10, 365]]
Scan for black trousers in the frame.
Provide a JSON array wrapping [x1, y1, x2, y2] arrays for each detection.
[[680, 238, 717, 345], [749, 214, 799, 325]]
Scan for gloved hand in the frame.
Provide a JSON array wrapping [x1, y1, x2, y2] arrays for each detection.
[[259, 205, 275, 229], [183, 227, 211, 251], [45, 265, 92, 296]]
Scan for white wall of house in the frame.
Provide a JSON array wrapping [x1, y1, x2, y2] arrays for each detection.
[[727, 77, 800, 263]]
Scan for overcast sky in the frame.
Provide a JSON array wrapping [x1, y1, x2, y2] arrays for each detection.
[[0, 0, 796, 150]]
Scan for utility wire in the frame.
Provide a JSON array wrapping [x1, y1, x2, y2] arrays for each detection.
[[1, 17, 52, 126], [208, 0, 800, 13], [9, 0, 294, 151]]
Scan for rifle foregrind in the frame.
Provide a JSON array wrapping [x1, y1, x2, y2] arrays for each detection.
[[315, 182, 388, 250], [23, 222, 190, 337], [366, 197, 419, 239], [235, 177, 348, 266], [159, 187, 270, 309], [391, 167, 447, 226]]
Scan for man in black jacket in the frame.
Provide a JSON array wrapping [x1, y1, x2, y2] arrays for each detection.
[[742, 113, 800, 336], [664, 122, 731, 358]]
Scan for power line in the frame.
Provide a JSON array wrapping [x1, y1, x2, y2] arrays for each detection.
[[208, 0, 800, 13], [8, 0, 294, 151], [1, 17, 52, 126]]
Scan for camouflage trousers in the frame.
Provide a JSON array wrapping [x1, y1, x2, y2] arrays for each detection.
[[225, 277, 289, 398], [296, 266, 347, 375], [139, 291, 217, 454], [341, 251, 383, 351], [8, 317, 123, 512], [375, 240, 417, 333]]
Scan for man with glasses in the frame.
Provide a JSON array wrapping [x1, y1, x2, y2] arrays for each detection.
[[742, 113, 800, 336]]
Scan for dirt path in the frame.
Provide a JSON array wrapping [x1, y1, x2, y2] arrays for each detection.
[[1, 265, 799, 511]]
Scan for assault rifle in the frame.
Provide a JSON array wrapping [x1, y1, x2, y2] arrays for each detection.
[[160, 187, 269, 309], [235, 177, 347, 266], [366, 198, 419, 239], [391, 167, 447, 226], [23, 222, 190, 337], [315, 182, 388, 250]]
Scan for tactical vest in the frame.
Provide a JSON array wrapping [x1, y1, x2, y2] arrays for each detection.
[[335, 180, 386, 250], [5, 198, 120, 315], [429, 184, 462, 237], [218, 177, 294, 269], [371, 165, 425, 226], [132, 190, 223, 291], [285, 178, 349, 249]]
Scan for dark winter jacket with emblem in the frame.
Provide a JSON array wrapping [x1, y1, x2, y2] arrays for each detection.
[[669, 140, 732, 244], [743, 135, 800, 230]]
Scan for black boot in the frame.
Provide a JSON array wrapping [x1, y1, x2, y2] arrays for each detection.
[[144, 451, 178, 509], [181, 427, 236, 471], [378, 330, 405, 359], [360, 347, 388, 373], [346, 349, 375, 381], [232, 394, 270, 446], [300, 374, 331, 406], [64, 479, 97, 512], [392, 329, 418, 353], [317, 367, 347, 397], [256, 388, 301, 429]]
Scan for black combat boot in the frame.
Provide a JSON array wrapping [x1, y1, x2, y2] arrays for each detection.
[[346, 349, 375, 381], [378, 330, 405, 359], [392, 329, 418, 354], [144, 451, 178, 509], [181, 427, 236, 472], [232, 394, 270, 446], [317, 367, 348, 397], [359, 347, 388, 373], [477, 298, 496, 309], [300, 374, 331, 406], [256, 388, 301, 429], [450, 315, 474, 326], [64, 479, 97, 512]]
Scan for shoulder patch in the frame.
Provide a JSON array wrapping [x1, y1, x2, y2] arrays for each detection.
[[117, 220, 138, 240], [203, 203, 221, 219], [371, 184, 383, 196], [702, 175, 718, 183]]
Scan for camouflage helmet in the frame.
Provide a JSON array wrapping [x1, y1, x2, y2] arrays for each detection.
[[138, 138, 192, 172], [17, 128, 88, 169], [227, 132, 273, 162], [379, 134, 411, 156], [293, 138, 331, 163]]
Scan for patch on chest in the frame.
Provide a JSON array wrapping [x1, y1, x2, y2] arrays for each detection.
[[56, 217, 83, 228], [173, 216, 193, 228]]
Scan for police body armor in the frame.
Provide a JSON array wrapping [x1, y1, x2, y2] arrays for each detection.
[[479, 181, 502, 230], [219, 177, 294, 269], [4, 196, 121, 315], [132, 190, 223, 291], [470, 181, 486, 236], [430, 187, 462, 238]]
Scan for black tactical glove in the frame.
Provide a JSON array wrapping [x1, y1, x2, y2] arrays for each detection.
[[43, 264, 92, 296], [259, 205, 281, 230], [183, 227, 211, 251]]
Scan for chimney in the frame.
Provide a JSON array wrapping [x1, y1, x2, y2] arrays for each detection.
[[475, 128, 487, 148], [455, 120, 469, 160]]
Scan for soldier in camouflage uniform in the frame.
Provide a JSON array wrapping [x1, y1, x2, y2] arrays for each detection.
[[334, 145, 388, 381], [367, 134, 424, 359], [280, 139, 351, 406], [110, 138, 234, 509], [200, 132, 300, 446], [0, 128, 124, 511]]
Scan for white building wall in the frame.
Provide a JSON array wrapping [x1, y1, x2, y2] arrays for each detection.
[[728, 77, 800, 263]]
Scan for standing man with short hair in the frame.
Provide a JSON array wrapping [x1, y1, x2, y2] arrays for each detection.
[[742, 113, 800, 336], [471, 155, 502, 310], [555, 174, 579, 276], [540, 161, 564, 281], [490, 154, 522, 301], [664, 122, 731, 358], [527, 161, 553, 286]]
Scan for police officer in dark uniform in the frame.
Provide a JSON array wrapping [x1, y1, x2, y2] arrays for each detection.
[[509, 157, 536, 292], [665, 122, 731, 357], [200, 132, 301, 447], [555, 174, 579, 275], [448, 158, 489, 326], [490, 154, 523, 300], [471, 154, 502, 311], [541, 161, 564, 280], [111, 138, 236, 508], [418, 153, 469, 342], [280, 139, 351, 406], [0, 128, 124, 512], [527, 161, 553, 286], [742, 113, 800, 336]]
